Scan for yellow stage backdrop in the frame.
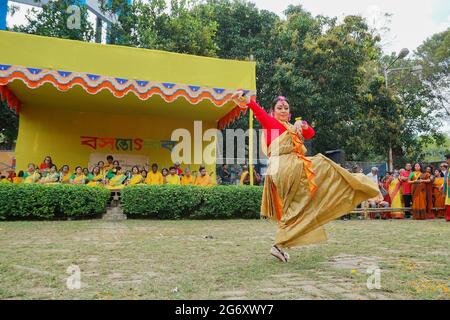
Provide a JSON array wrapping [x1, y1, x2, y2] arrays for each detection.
[[0, 31, 256, 178]]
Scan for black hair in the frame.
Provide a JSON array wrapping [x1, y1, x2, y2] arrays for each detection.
[[151, 163, 158, 168], [18, 170, 24, 177], [271, 96, 289, 109], [169, 166, 176, 171], [107, 155, 114, 161]]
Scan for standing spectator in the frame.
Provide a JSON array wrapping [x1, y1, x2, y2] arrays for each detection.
[[409, 163, 432, 220], [425, 165, 435, 219], [351, 165, 359, 173], [104, 155, 114, 172], [400, 163, 413, 218], [444, 154, 450, 221], [366, 167, 379, 184], [432, 168, 446, 218], [389, 170, 404, 219]]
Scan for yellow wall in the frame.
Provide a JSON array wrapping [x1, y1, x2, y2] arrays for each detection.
[[15, 105, 217, 178]]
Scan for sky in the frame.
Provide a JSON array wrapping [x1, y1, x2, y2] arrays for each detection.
[[6, 0, 450, 131], [7, 0, 450, 54]]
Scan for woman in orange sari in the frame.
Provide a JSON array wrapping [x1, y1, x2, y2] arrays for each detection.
[[409, 163, 433, 220], [232, 91, 379, 262], [433, 169, 446, 218]]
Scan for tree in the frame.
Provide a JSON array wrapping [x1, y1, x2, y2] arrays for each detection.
[[12, 0, 95, 41], [0, 100, 18, 148]]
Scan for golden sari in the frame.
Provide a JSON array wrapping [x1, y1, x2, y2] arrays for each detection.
[[60, 173, 71, 184], [261, 123, 379, 248], [389, 178, 404, 219], [433, 177, 445, 218], [23, 172, 40, 184], [106, 174, 126, 190], [128, 174, 144, 185], [71, 174, 86, 185], [87, 174, 104, 187], [240, 171, 249, 185]]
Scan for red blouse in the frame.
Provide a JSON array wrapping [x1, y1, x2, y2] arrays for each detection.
[[246, 100, 315, 147]]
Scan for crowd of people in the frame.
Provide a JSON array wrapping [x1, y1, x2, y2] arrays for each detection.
[[347, 157, 450, 221], [2, 154, 449, 221], [0, 155, 216, 188]]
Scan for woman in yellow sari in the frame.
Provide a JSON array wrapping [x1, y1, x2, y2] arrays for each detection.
[[23, 163, 41, 184], [86, 166, 105, 187], [106, 167, 127, 190], [232, 92, 379, 262], [389, 170, 404, 219], [59, 165, 71, 184], [433, 168, 446, 218], [126, 166, 144, 185], [70, 166, 87, 185]]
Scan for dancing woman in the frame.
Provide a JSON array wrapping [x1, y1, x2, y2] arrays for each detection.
[[232, 91, 379, 262]]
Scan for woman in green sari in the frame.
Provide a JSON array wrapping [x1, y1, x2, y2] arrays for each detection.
[[106, 167, 127, 190], [23, 163, 41, 184], [87, 166, 104, 187], [70, 166, 87, 185]]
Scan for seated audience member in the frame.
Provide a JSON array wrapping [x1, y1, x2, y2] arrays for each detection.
[[141, 170, 148, 181], [39, 165, 60, 184], [145, 163, 163, 185], [70, 166, 87, 185], [82, 168, 90, 177], [240, 165, 249, 185], [87, 166, 104, 187], [97, 161, 107, 176], [59, 165, 71, 184], [181, 168, 195, 185], [166, 166, 181, 185], [194, 166, 214, 186], [127, 166, 144, 185], [0, 172, 10, 183], [23, 163, 41, 183], [39, 156, 53, 177], [161, 168, 169, 184], [217, 164, 232, 185], [13, 171, 24, 183], [106, 167, 127, 190], [368, 191, 390, 219]]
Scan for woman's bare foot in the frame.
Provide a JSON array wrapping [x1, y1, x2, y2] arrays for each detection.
[[270, 245, 288, 262]]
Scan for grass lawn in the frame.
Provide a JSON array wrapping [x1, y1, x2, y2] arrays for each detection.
[[0, 218, 449, 300]]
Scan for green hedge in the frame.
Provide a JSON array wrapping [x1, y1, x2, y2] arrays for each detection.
[[0, 184, 110, 220], [121, 185, 263, 219]]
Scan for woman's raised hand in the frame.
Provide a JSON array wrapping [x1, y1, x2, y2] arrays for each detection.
[[231, 90, 250, 108]]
